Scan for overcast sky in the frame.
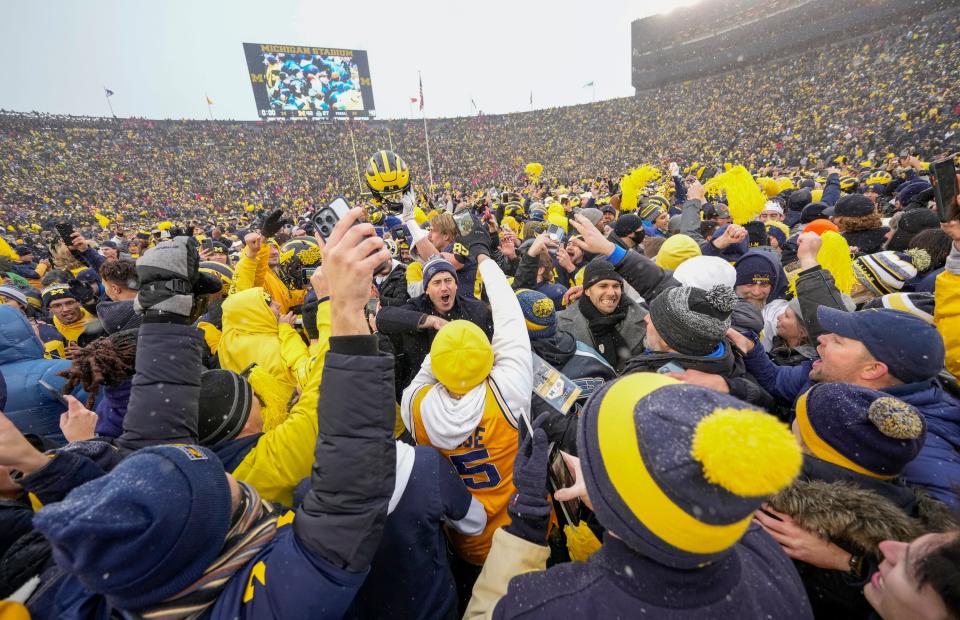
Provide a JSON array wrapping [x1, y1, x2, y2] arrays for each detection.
[[0, 0, 700, 121]]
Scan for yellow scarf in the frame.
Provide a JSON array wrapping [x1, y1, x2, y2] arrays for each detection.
[[53, 308, 94, 344]]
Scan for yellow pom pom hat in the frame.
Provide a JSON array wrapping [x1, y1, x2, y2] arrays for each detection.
[[578, 373, 801, 568], [430, 320, 494, 394]]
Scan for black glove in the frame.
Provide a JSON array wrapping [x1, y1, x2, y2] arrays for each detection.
[[301, 296, 321, 340], [504, 418, 552, 545], [261, 209, 285, 239], [135, 236, 220, 319], [458, 226, 493, 260]]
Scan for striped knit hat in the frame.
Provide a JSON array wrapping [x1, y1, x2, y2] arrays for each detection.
[[794, 383, 925, 479], [199, 261, 235, 292], [863, 292, 934, 324], [0, 284, 28, 308], [853, 249, 931, 296], [578, 374, 801, 568], [516, 289, 557, 339], [638, 196, 669, 222]]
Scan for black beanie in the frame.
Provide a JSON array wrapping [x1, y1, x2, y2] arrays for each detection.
[[743, 221, 769, 247], [788, 189, 812, 212], [831, 194, 875, 218], [582, 257, 624, 290], [198, 370, 253, 445], [649, 285, 738, 356], [614, 214, 643, 238]]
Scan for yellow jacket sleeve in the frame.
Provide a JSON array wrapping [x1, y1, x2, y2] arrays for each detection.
[[232, 300, 331, 505], [463, 528, 551, 620], [234, 245, 269, 292], [935, 267, 960, 378], [196, 321, 222, 355], [278, 324, 313, 389]]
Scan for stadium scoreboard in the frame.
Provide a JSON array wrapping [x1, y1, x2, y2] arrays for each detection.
[[243, 42, 375, 120]]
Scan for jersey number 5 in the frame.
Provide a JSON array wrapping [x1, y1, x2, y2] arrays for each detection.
[[451, 449, 502, 489]]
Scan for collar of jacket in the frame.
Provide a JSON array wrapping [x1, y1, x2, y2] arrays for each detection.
[[532, 331, 577, 368], [589, 534, 742, 607], [624, 340, 736, 376], [883, 379, 936, 399]]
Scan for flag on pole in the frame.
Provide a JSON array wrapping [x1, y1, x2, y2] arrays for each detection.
[[104, 87, 115, 97], [206, 95, 214, 105], [419, 75, 424, 111], [582, 81, 594, 88], [409, 97, 419, 104]]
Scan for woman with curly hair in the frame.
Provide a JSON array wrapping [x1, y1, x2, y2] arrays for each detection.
[[59, 328, 138, 438], [829, 197, 889, 257]]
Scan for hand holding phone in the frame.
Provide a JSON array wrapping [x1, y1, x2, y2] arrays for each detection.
[[55, 222, 76, 246], [931, 155, 959, 222]]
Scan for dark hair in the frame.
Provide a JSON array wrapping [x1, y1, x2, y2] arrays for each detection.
[[914, 532, 960, 618], [700, 220, 720, 239], [908, 229, 952, 273], [41, 269, 72, 286], [98, 259, 139, 289], [60, 329, 138, 408]]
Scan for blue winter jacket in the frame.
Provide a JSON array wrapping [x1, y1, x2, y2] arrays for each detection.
[[0, 305, 83, 439]]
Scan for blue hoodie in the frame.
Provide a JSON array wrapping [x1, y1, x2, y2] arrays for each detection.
[[734, 249, 789, 303]]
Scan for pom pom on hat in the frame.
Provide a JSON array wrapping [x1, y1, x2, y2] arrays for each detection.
[[691, 408, 802, 497], [704, 284, 737, 313], [430, 320, 493, 393], [867, 397, 924, 440]]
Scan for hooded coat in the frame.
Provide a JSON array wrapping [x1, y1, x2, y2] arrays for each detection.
[[218, 287, 302, 396], [233, 243, 306, 315], [0, 305, 83, 439]]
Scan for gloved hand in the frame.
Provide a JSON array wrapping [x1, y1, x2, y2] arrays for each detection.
[[458, 225, 493, 260], [301, 296, 320, 340], [135, 237, 220, 319], [261, 209, 285, 239], [504, 417, 552, 545], [400, 189, 416, 223]]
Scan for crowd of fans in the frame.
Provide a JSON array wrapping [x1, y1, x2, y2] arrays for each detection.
[[2, 8, 958, 232], [1, 5, 960, 620]]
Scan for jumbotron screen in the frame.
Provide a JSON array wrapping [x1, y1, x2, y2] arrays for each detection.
[[242, 42, 375, 120]]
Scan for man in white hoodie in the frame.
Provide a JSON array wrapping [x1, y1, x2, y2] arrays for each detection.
[[401, 244, 533, 574]]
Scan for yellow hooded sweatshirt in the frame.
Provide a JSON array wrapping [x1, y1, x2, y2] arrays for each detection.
[[232, 300, 331, 505], [234, 243, 306, 314], [218, 287, 306, 397], [935, 267, 959, 378]]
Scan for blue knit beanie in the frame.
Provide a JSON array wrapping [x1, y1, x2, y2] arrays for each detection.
[[796, 383, 925, 478], [516, 289, 557, 339], [577, 374, 801, 568], [33, 445, 232, 611], [421, 256, 457, 288], [734, 252, 778, 288]]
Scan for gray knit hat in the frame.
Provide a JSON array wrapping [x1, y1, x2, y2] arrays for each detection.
[[649, 285, 738, 356], [0, 285, 28, 308]]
